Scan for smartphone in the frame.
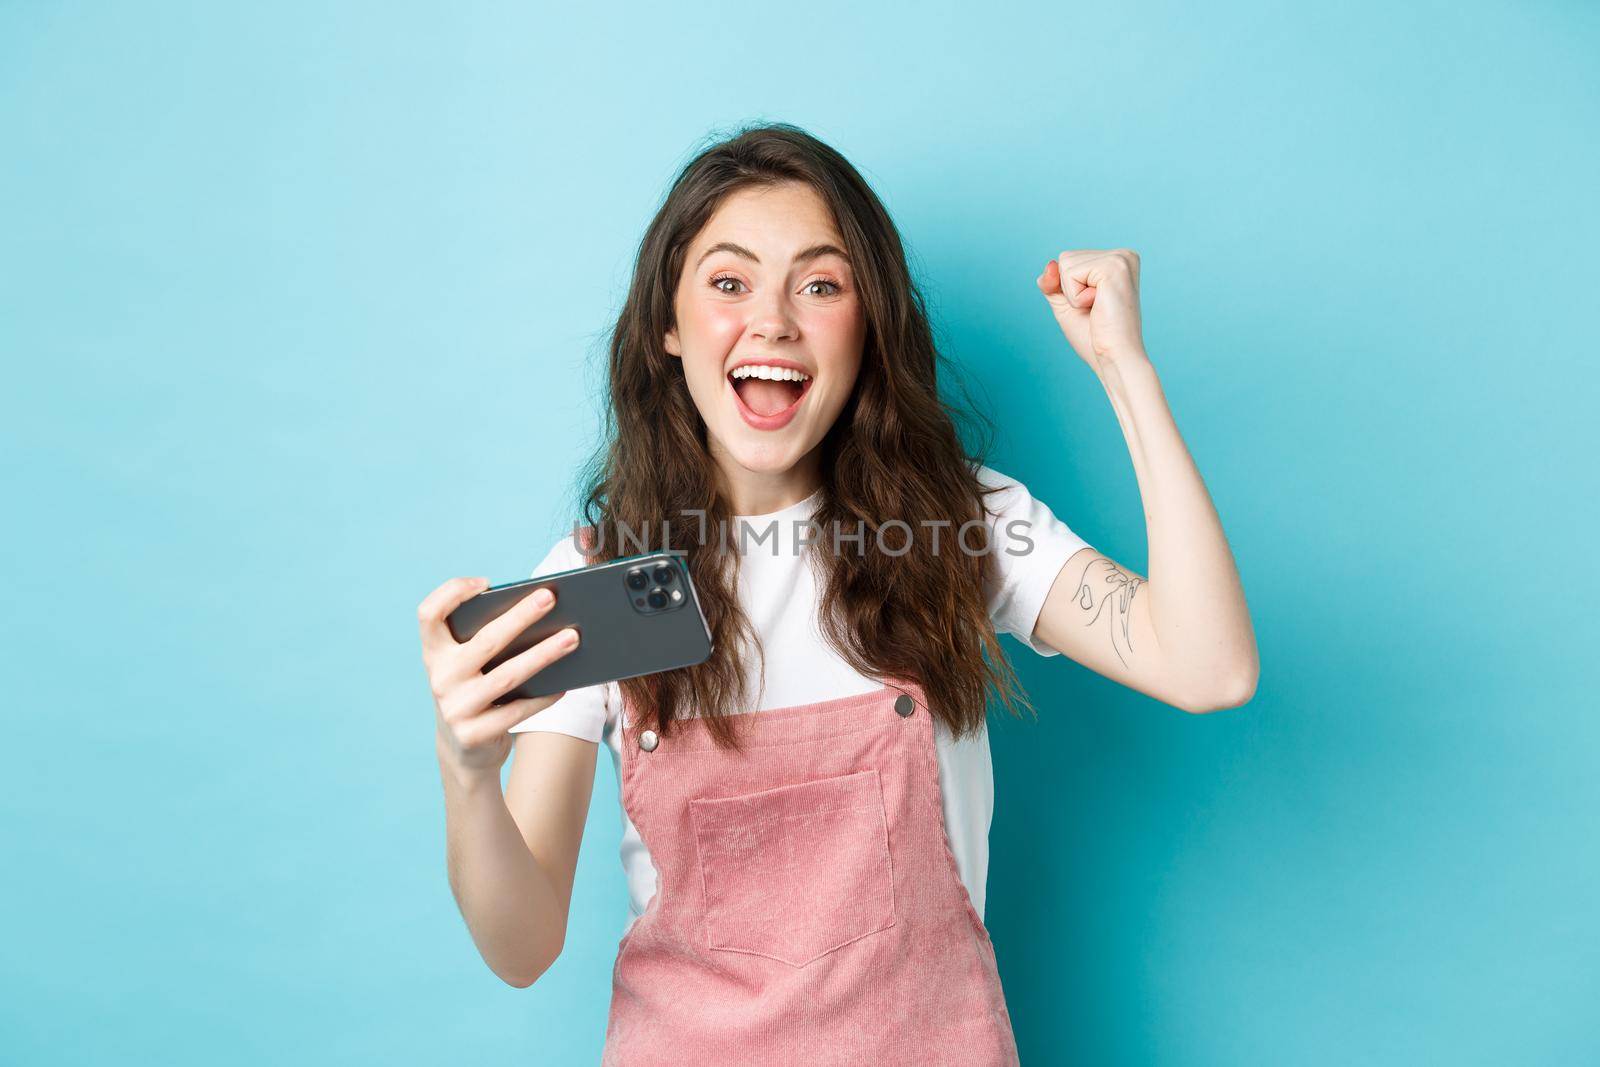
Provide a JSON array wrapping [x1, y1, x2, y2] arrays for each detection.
[[444, 551, 713, 702]]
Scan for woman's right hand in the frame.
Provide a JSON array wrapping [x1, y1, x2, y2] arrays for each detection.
[[417, 577, 581, 783]]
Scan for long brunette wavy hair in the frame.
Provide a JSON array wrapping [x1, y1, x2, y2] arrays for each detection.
[[571, 121, 1037, 752]]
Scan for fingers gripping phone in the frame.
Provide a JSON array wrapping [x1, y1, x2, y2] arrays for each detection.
[[444, 551, 714, 701]]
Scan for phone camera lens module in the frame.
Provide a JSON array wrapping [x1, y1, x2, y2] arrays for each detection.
[[651, 564, 675, 585], [646, 588, 668, 609], [626, 570, 648, 591]]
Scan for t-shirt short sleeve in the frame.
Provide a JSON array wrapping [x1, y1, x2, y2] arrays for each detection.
[[505, 534, 612, 743], [977, 464, 1094, 657]]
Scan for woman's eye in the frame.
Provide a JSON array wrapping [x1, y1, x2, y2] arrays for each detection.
[[709, 275, 843, 297]]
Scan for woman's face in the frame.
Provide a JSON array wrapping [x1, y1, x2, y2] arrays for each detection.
[[666, 181, 865, 485]]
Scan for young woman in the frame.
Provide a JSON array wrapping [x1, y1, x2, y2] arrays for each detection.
[[419, 122, 1258, 1064]]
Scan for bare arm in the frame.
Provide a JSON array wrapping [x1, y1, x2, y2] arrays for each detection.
[[437, 729, 597, 987], [1033, 250, 1259, 713], [418, 574, 591, 986]]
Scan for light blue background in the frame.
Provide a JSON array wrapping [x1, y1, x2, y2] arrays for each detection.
[[3, 2, 1596, 1064]]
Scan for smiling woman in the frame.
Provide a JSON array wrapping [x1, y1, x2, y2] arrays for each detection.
[[578, 135, 1041, 752], [507, 124, 1049, 1063], [421, 119, 1256, 1066], [664, 180, 867, 487]]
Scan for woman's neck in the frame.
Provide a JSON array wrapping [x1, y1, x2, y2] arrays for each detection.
[[714, 453, 823, 518]]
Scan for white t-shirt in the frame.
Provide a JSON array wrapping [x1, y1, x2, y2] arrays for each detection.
[[509, 464, 1093, 931]]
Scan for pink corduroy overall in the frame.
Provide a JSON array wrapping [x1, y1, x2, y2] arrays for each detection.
[[600, 679, 1021, 1066]]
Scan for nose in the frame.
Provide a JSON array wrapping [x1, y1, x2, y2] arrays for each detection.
[[749, 292, 799, 344]]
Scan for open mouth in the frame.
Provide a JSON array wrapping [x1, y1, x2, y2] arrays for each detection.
[[727, 363, 813, 430]]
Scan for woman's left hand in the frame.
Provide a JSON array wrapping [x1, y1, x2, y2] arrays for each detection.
[[1036, 248, 1147, 369]]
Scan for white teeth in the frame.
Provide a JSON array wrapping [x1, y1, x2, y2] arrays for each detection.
[[730, 364, 811, 382]]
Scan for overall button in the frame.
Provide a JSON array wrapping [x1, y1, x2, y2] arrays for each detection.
[[893, 694, 915, 717], [639, 729, 659, 752]]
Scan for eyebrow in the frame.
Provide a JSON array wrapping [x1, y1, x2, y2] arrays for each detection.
[[693, 241, 851, 271]]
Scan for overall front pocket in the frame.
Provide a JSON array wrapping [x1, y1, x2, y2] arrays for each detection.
[[688, 767, 897, 968]]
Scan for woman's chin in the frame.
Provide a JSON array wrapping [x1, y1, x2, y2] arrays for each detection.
[[710, 423, 813, 473]]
